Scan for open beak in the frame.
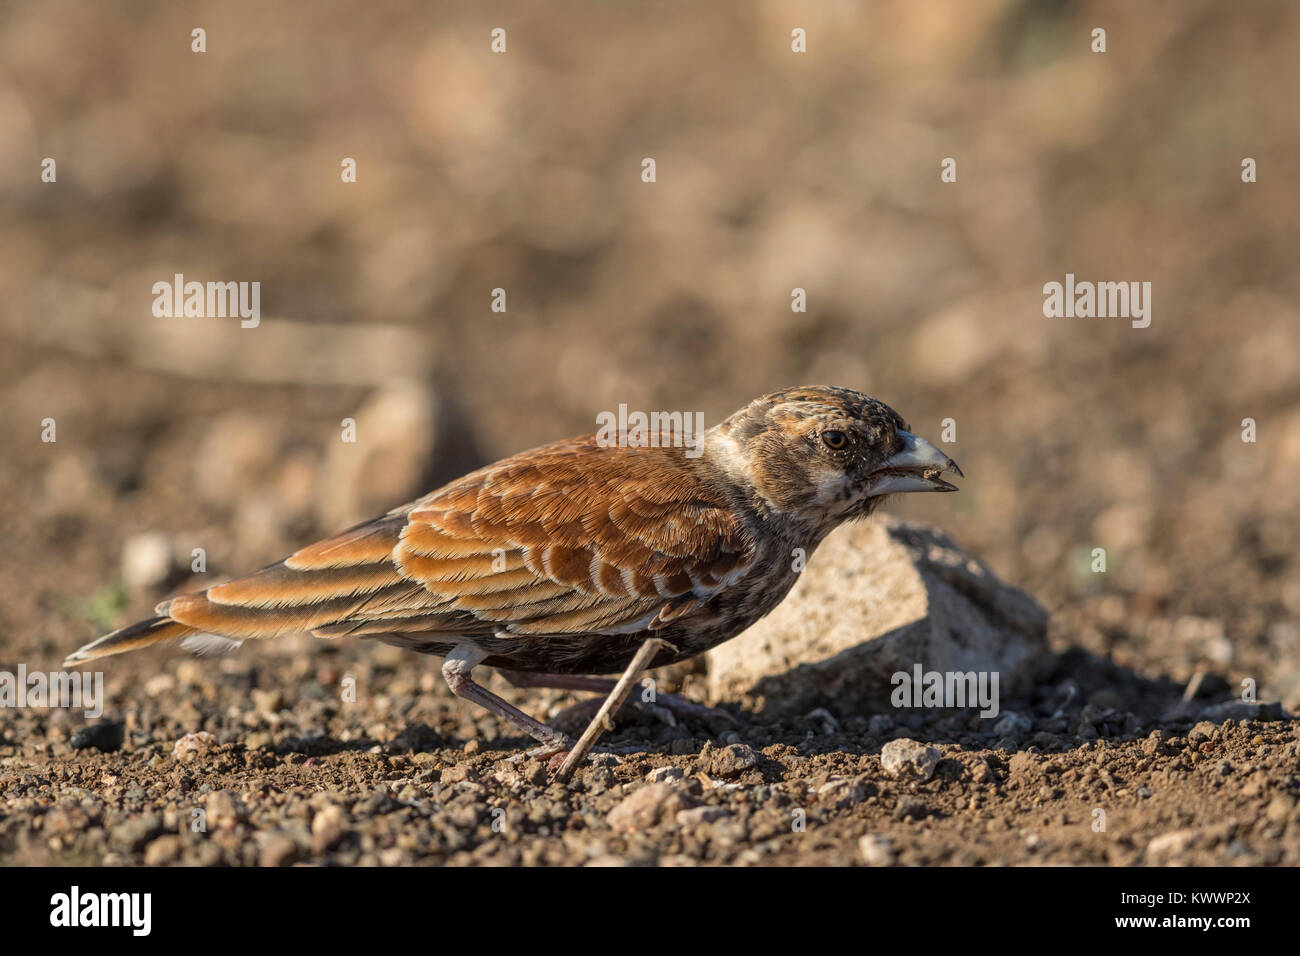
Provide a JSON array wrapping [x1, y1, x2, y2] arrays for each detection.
[[867, 431, 963, 495]]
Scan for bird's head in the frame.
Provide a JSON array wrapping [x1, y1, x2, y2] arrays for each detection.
[[709, 385, 962, 527]]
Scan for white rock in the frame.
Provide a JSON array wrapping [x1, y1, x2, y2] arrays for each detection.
[[606, 783, 685, 832], [121, 531, 173, 590], [1147, 828, 1198, 861], [171, 731, 218, 761], [143, 674, 175, 697], [706, 517, 1048, 715], [880, 738, 941, 781], [646, 766, 685, 784], [859, 833, 895, 866], [311, 805, 347, 851]]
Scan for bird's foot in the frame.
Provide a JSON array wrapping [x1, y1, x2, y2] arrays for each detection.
[[553, 691, 736, 729], [506, 734, 576, 764]]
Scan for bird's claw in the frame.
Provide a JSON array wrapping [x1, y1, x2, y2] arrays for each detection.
[[506, 735, 577, 764], [552, 692, 736, 729]]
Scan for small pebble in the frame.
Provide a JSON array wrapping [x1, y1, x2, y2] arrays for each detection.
[[859, 833, 895, 866], [880, 739, 941, 781]]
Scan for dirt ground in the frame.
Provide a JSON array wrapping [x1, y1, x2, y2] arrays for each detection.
[[1, 629, 1297, 867], [1, 2, 1299, 866]]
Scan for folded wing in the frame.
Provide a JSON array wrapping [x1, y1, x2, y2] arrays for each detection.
[[64, 437, 755, 665]]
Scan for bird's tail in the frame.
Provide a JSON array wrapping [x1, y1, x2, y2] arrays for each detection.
[[63, 513, 411, 669], [63, 615, 198, 667]]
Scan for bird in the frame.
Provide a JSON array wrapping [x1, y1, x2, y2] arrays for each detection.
[[64, 385, 962, 758]]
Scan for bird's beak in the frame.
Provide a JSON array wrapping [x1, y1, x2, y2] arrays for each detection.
[[866, 431, 963, 495]]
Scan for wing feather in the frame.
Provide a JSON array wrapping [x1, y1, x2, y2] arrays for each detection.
[[389, 438, 756, 636], [155, 437, 755, 649]]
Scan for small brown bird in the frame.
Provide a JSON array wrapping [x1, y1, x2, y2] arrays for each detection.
[[65, 386, 961, 757]]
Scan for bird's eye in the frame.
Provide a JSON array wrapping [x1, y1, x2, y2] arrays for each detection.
[[821, 430, 848, 450]]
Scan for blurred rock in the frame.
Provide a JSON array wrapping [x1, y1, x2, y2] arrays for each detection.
[[143, 834, 181, 866], [204, 790, 247, 828], [110, 813, 162, 853], [859, 832, 895, 866], [907, 299, 1004, 386], [143, 673, 174, 697], [1146, 828, 1198, 862], [192, 412, 284, 507], [606, 784, 687, 832], [42, 451, 105, 515], [233, 494, 297, 565], [311, 805, 347, 852], [993, 711, 1033, 736], [171, 731, 218, 761], [70, 721, 124, 753], [316, 382, 478, 530], [675, 806, 730, 827], [121, 531, 173, 591], [706, 517, 1049, 716], [258, 831, 300, 867]]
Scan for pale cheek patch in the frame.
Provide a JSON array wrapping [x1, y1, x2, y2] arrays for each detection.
[[706, 431, 754, 484], [811, 465, 849, 506]]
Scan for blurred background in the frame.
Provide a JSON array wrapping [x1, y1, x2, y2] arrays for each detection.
[[1, 0, 1297, 708]]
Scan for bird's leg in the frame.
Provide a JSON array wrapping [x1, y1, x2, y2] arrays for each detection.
[[441, 644, 573, 755], [555, 638, 667, 782], [498, 667, 737, 726]]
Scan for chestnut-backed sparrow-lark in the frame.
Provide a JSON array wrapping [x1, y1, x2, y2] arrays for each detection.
[[65, 385, 961, 759]]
